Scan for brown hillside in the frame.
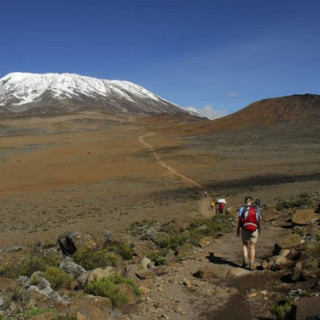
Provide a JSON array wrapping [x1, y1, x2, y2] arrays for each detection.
[[184, 93, 320, 134]]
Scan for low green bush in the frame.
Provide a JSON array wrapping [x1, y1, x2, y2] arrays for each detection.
[[161, 214, 234, 250], [21, 254, 59, 277], [43, 267, 73, 290], [276, 194, 314, 211], [73, 248, 118, 270], [146, 249, 168, 266], [272, 297, 295, 320], [0, 264, 21, 279], [84, 274, 141, 307], [105, 242, 134, 260], [0, 254, 59, 279]]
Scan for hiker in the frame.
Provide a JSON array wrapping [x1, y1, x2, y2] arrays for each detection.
[[217, 198, 226, 214], [236, 196, 260, 270], [210, 199, 215, 211]]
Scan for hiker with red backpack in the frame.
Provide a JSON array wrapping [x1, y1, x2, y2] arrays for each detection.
[[236, 196, 261, 270]]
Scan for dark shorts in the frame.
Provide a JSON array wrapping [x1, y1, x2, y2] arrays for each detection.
[[241, 229, 258, 244]]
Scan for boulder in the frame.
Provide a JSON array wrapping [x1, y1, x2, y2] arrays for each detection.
[[122, 264, 140, 281], [261, 208, 280, 222], [72, 267, 117, 289], [59, 257, 86, 278], [135, 269, 157, 280], [134, 224, 168, 245], [295, 296, 320, 320], [262, 255, 288, 270], [140, 257, 152, 270], [58, 231, 98, 255], [273, 234, 302, 255], [193, 265, 227, 279], [291, 209, 318, 225], [72, 271, 91, 290], [87, 267, 115, 284]]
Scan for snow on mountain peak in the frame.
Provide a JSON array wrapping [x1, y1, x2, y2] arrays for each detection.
[[0, 72, 165, 106], [0, 72, 199, 118]]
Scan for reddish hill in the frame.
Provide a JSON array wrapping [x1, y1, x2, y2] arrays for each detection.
[[185, 94, 320, 134]]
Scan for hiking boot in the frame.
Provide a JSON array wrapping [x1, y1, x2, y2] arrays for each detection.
[[242, 259, 249, 269], [249, 261, 256, 271]]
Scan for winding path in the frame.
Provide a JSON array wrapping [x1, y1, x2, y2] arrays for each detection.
[[139, 132, 213, 217], [139, 132, 203, 189]]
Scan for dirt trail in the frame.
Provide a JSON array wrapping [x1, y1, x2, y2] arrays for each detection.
[[139, 132, 213, 218], [139, 133, 203, 189]]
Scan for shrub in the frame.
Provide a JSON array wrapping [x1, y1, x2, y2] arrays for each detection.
[[146, 249, 167, 266], [21, 255, 59, 277], [43, 267, 74, 290], [73, 248, 118, 270], [0, 264, 21, 279], [105, 242, 134, 260], [11, 285, 24, 302], [84, 274, 140, 307], [0, 254, 59, 279], [272, 297, 295, 320], [276, 194, 314, 211]]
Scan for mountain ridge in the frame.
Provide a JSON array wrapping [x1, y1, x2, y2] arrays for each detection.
[[0, 72, 198, 118], [183, 93, 320, 134]]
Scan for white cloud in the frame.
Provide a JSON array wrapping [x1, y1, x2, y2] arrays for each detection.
[[228, 91, 239, 97], [186, 105, 228, 120]]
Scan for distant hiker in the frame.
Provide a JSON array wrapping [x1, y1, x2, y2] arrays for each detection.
[[204, 190, 207, 198], [210, 199, 215, 211], [236, 196, 261, 270], [217, 198, 227, 214]]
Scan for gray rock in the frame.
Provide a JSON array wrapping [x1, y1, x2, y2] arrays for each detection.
[[140, 257, 152, 269], [59, 256, 86, 278], [135, 269, 157, 280], [86, 267, 115, 284]]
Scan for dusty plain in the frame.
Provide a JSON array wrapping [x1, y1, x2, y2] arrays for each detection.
[[0, 111, 319, 248]]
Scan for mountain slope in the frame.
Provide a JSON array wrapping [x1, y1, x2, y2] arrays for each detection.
[[186, 94, 320, 133], [0, 72, 196, 117]]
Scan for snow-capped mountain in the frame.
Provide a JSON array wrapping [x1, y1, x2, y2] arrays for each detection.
[[0, 72, 196, 117]]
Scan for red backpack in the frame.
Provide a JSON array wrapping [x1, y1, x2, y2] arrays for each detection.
[[241, 206, 258, 232]]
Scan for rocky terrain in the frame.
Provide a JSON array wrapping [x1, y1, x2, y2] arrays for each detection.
[[0, 93, 319, 319]]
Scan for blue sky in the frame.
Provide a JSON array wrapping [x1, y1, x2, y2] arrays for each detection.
[[1, 0, 319, 118]]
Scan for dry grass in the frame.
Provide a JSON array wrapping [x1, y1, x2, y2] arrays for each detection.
[[0, 111, 319, 248]]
